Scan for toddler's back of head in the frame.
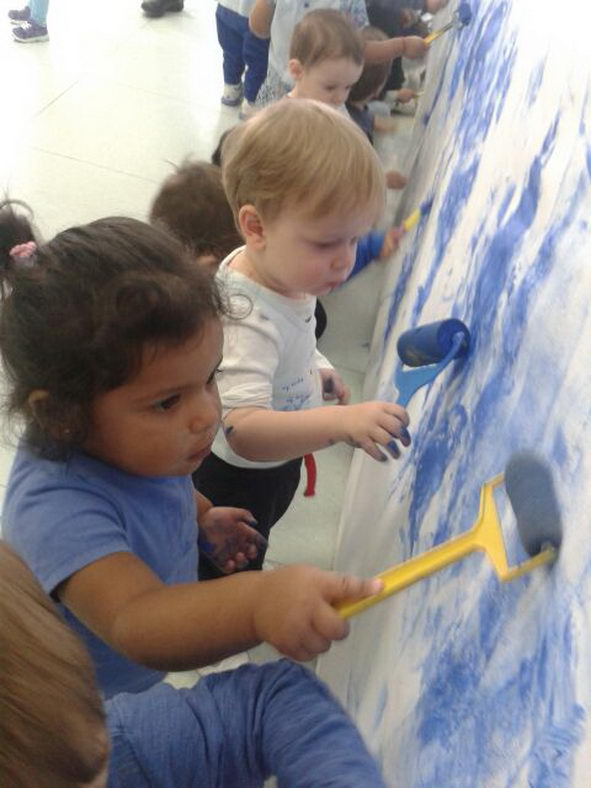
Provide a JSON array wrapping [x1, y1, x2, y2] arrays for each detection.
[[222, 99, 385, 224], [150, 160, 242, 268]]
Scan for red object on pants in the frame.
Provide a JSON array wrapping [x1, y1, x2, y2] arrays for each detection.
[[303, 453, 317, 497]]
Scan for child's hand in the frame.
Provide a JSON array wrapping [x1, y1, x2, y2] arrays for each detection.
[[199, 507, 267, 574], [386, 170, 408, 190], [396, 88, 416, 104], [379, 226, 406, 260], [319, 368, 350, 404], [425, 0, 450, 12], [254, 565, 383, 661], [402, 35, 429, 58], [339, 401, 411, 461], [373, 114, 398, 134]]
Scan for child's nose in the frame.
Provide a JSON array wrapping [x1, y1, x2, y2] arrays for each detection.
[[332, 242, 355, 271], [189, 389, 221, 433]]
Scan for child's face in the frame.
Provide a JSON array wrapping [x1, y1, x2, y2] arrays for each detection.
[[290, 57, 363, 107], [246, 205, 376, 298], [84, 319, 223, 477]]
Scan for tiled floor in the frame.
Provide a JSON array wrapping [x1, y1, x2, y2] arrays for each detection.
[[0, 0, 416, 674]]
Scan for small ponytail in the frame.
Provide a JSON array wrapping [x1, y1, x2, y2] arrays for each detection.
[[0, 200, 38, 282]]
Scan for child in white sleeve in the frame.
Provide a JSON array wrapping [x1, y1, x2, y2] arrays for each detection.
[[195, 100, 411, 577]]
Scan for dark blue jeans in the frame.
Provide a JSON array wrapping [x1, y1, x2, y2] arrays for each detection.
[[215, 4, 269, 102]]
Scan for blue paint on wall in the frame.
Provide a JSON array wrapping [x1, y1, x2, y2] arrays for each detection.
[[318, 2, 591, 783]]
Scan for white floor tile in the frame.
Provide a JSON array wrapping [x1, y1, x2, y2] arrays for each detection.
[[27, 75, 234, 181], [3, 147, 156, 237]]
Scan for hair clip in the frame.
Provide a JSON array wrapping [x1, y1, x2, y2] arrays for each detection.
[[9, 241, 37, 262]]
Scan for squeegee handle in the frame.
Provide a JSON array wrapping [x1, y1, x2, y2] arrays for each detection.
[[336, 527, 478, 619]]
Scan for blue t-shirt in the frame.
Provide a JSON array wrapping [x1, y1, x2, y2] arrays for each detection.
[[2, 445, 198, 699], [106, 660, 385, 787]]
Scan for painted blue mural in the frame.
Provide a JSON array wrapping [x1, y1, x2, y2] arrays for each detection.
[[317, 0, 591, 784]]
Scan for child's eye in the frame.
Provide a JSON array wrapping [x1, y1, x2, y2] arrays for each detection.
[[153, 394, 180, 412], [207, 367, 221, 385]]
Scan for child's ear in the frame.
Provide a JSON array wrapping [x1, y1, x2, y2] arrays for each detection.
[[288, 58, 304, 82], [238, 205, 267, 249], [27, 389, 79, 442]]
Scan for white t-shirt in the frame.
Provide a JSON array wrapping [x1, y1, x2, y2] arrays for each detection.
[[265, 0, 369, 85], [212, 249, 333, 469], [217, 0, 256, 16]]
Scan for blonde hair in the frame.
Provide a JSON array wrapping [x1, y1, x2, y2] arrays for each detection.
[[290, 9, 364, 68], [222, 99, 386, 224], [0, 542, 107, 787]]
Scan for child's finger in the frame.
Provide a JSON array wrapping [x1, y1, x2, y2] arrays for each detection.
[[324, 573, 383, 606], [386, 440, 401, 459], [237, 510, 258, 527], [312, 601, 351, 642], [297, 630, 334, 658], [361, 441, 389, 462]]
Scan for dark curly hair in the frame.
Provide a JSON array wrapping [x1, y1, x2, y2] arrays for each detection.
[[149, 159, 242, 264], [0, 201, 225, 458]]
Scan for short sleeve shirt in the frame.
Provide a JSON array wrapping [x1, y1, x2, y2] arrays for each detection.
[[2, 446, 198, 699], [212, 250, 332, 469]]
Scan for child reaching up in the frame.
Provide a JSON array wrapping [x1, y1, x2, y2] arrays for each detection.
[[0, 201, 382, 699], [196, 100, 411, 575], [249, 0, 428, 106], [0, 541, 386, 786]]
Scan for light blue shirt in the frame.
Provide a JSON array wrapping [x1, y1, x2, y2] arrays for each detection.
[[2, 445, 198, 699]]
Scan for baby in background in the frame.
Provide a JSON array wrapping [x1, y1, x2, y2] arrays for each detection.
[[149, 159, 242, 271], [249, 0, 428, 106], [196, 100, 411, 576], [0, 201, 382, 700], [286, 10, 407, 259], [286, 8, 364, 110], [0, 541, 386, 787]]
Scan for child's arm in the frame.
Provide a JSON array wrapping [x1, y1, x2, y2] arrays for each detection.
[[57, 555, 382, 668], [249, 0, 274, 38], [224, 400, 410, 463], [363, 35, 428, 64]]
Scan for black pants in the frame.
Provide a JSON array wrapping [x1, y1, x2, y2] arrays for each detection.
[[194, 453, 302, 579], [315, 300, 327, 339]]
